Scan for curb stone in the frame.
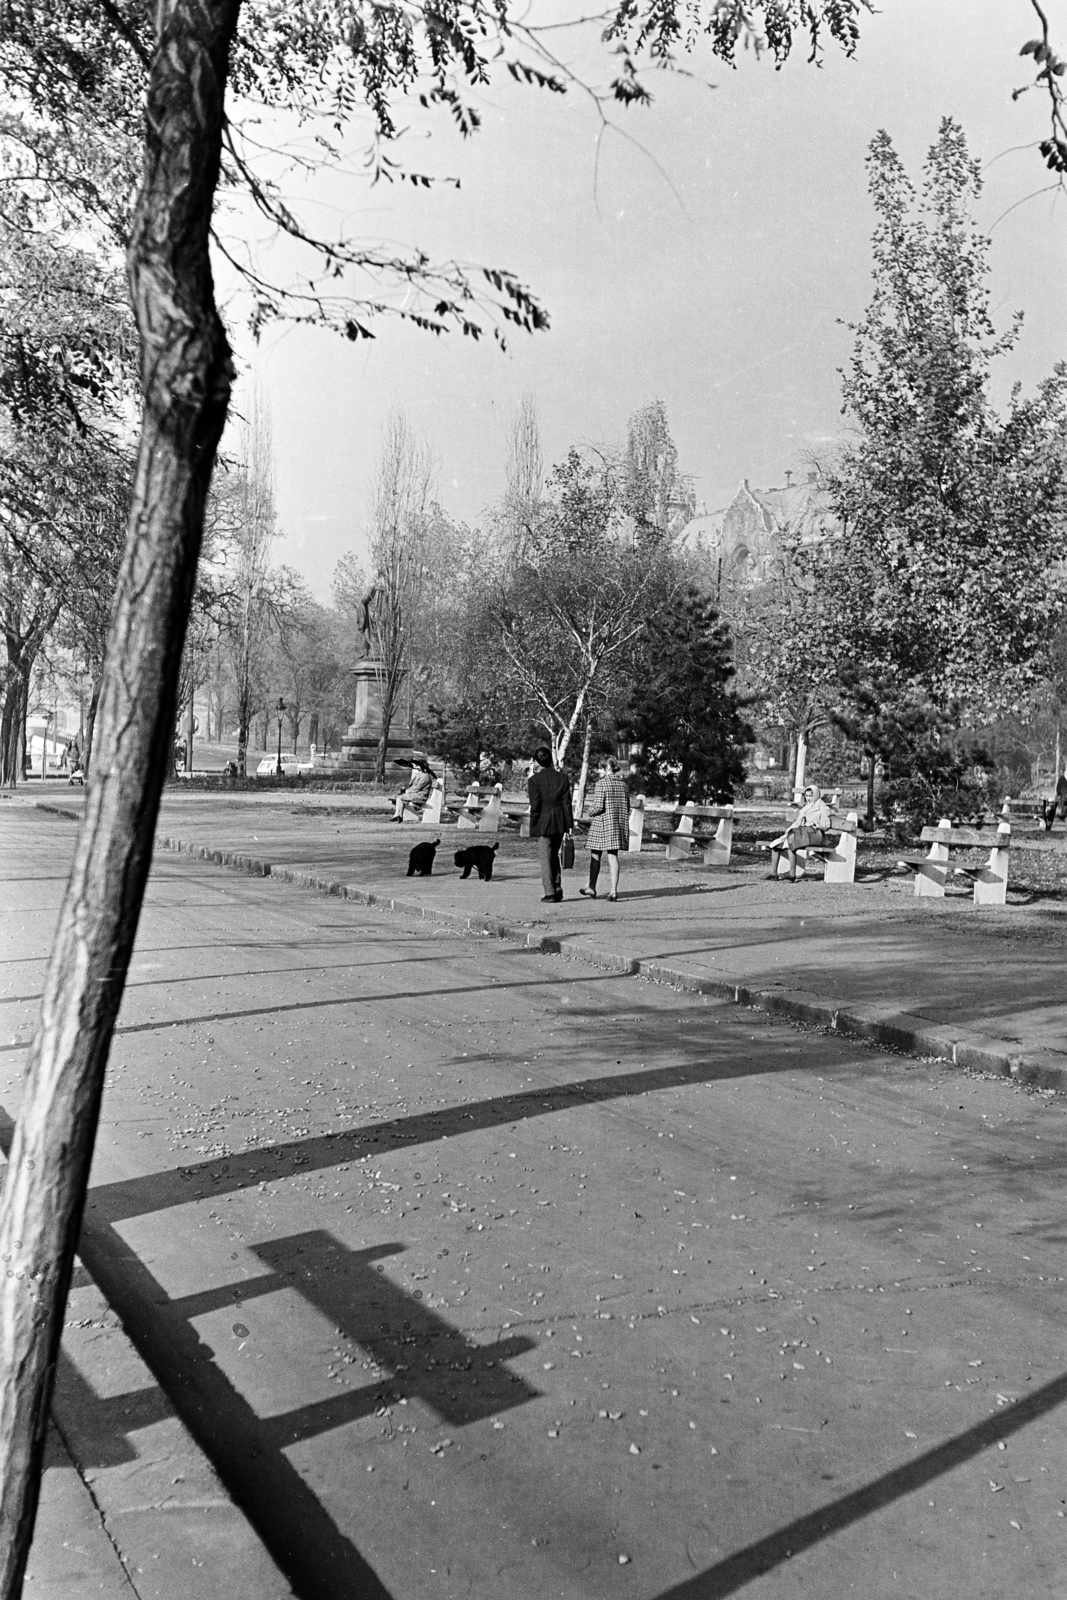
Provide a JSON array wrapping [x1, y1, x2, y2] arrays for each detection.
[[145, 832, 1067, 1094]]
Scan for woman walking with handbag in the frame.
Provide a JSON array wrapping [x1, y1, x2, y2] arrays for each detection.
[[580, 756, 630, 902]]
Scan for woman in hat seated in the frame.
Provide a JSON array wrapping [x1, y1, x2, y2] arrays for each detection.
[[766, 784, 835, 882]]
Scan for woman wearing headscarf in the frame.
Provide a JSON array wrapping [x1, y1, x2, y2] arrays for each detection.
[[767, 784, 834, 881], [580, 756, 630, 902]]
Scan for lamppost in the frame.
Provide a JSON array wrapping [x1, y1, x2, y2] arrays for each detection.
[[276, 697, 286, 777]]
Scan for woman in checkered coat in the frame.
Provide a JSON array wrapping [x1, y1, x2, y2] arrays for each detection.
[[580, 756, 630, 901]]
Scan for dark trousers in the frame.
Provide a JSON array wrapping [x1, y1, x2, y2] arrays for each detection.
[[538, 834, 563, 897]]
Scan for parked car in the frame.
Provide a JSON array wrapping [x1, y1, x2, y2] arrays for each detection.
[[255, 753, 313, 776]]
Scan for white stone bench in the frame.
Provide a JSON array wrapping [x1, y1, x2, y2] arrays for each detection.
[[449, 782, 503, 833], [775, 812, 859, 884], [398, 777, 446, 825], [900, 807, 1011, 906], [628, 796, 735, 867], [500, 794, 532, 837]]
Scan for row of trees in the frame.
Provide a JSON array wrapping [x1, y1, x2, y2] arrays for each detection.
[[11, 123, 1067, 826], [727, 119, 1067, 822], [0, 223, 133, 783], [317, 126, 1067, 823], [330, 396, 750, 804], [5, 4, 1066, 1591]]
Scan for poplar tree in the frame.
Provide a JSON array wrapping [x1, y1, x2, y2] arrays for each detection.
[[824, 118, 1067, 724]]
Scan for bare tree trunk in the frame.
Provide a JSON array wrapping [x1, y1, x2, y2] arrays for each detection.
[[81, 675, 102, 780], [677, 740, 691, 807], [376, 663, 402, 783], [0, 680, 23, 788], [573, 718, 594, 816], [0, 607, 59, 787], [185, 643, 196, 774], [793, 728, 808, 796], [0, 5, 238, 1590]]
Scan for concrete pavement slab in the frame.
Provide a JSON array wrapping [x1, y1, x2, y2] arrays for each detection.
[[102, 787, 1067, 1085], [5, 802, 1067, 1599], [26, 1426, 137, 1598]]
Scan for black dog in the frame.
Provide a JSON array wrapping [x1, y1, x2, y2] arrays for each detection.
[[407, 838, 440, 877], [454, 841, 498, 881]]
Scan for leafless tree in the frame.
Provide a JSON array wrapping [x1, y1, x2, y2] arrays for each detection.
[[365, 412, 436, 780], [222, 391, 280, 775], [502, 393, 544, 560]]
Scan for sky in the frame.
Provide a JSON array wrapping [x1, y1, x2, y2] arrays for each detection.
[[214, 1, 1067, 602]]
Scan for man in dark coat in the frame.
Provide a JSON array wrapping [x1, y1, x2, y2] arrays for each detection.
[[527, 746, 574, 902]]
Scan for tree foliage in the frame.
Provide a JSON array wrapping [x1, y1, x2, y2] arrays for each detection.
[[0, 222, 135, 781], [622, 585, 751, 803], [491, 444, 678, 765], [824, 119, 1067, 722]]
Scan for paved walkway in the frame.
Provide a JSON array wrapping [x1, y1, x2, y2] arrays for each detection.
[[6, 798, 1066, 1600], [24, 786, 1067, 1084]]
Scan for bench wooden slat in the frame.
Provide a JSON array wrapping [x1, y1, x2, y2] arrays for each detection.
[[919, 826, 1010, 848]]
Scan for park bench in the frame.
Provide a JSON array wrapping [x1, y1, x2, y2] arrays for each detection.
[[397, 776, 446, 825], [772, 811, 860, 884], [628, 796, 735, 867], [500, 793, 532, 837], [448, 781, 503, 833], [900, 805, 1012, 906]]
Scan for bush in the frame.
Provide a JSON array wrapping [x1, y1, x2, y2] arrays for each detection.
[[883, 744, 1001, 834]]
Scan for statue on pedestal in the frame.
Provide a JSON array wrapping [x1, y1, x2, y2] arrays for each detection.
[[357, 582, 385, 659]]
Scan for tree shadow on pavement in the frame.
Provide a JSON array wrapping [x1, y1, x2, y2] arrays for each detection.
[[655, 1365, 1067, 1599], [610, 882, 746, 901], [50, 1347, 172, 1469], [71, 1050, 823, 1226]]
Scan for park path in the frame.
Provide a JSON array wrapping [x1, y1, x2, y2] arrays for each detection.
[[47, 786, 1067, 1067], [3, 803, 1066, 1599]]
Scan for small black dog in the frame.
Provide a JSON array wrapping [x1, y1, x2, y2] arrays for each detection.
[[454, 841, 498, 881], [407, 838, 440, 877]]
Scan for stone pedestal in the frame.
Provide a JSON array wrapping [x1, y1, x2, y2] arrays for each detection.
[[339, 660, 414, 779]]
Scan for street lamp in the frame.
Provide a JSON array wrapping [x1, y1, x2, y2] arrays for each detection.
[[276, 698, 286, 777]]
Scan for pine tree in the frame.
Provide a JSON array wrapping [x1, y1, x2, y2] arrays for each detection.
[[622, 587, 752, 805]]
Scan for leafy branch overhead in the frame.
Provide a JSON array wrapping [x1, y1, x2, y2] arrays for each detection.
[[1018, 0, 1067, 174], [0, 1, 875, 351]]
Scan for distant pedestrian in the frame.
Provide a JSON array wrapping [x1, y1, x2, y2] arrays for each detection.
[[527, 746, 573, 903], [1043, 764, 1067, 831], [580, 756, 629, 902]]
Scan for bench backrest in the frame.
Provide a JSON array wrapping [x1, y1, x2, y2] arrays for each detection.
[[919, 823, 1011, 848]]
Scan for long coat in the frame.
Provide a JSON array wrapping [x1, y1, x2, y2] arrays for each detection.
[[527, 767, 574, 837], [586, 772, 630, 852]]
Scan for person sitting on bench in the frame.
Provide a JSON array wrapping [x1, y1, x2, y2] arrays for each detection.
[[392, 757, 436, 821], [766, 784, 835, 881]]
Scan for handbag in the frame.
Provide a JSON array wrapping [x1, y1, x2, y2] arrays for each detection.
[[562, 833, 575, 870]]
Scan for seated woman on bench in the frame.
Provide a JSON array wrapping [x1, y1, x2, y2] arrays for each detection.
[[391, 757, 436, 821], [766, 784, 835, 881]]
